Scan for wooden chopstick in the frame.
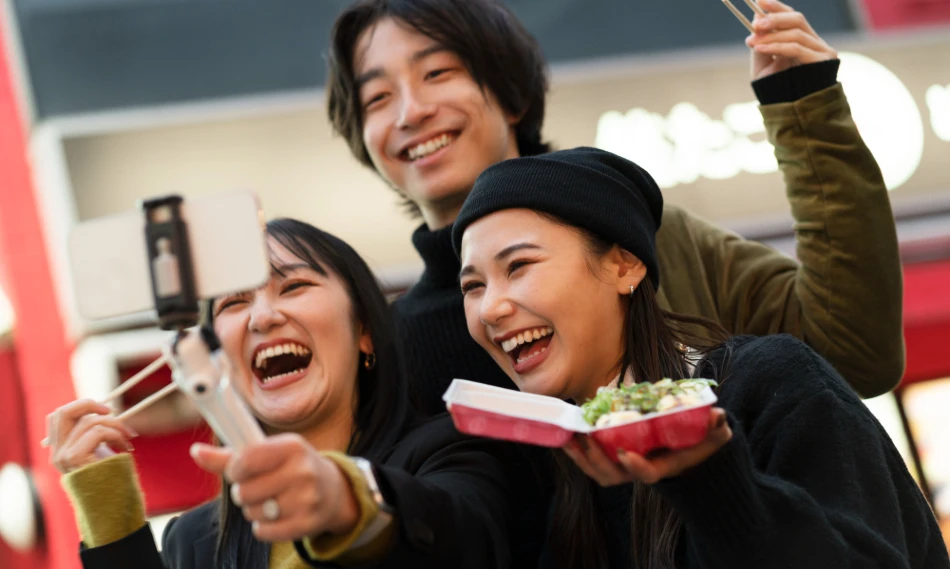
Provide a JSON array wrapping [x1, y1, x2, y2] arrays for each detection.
[[102, 354, 169, 404], [743, 0, 767, 17], [116, 382, 179, 420], [40, 354, 170, 447], [721, 0, 754, 32]]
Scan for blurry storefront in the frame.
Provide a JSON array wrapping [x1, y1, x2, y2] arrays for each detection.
[[1, 3, 950, 567]]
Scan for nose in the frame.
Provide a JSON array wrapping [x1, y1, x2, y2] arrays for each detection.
[[479, 284, 515, 327], [247, 294, 287, 333], [396, 85, 436, 130]]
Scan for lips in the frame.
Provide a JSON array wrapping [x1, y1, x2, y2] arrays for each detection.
[[251, 340, 312, 386]]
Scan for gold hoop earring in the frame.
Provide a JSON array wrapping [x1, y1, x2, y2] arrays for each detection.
[[364, 352, 376, 370]]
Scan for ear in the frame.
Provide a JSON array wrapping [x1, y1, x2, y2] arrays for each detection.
[[357, 324, 375, 355], [604, 246, 647, 295]]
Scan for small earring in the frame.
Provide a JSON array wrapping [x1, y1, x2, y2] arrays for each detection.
[[629, 285, 635, 296], [363, 352, 376, 370]]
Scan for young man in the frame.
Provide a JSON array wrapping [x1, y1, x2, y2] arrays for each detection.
[[326, 0, 904, 416]]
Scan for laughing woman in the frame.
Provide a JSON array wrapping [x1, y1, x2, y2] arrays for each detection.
[[47, 218, 544, 569], [453, 147, 950, 569]]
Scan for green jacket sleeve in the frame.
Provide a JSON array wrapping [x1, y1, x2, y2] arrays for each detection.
[[61, 453, 148, 547], [655, 83, 904, 398]]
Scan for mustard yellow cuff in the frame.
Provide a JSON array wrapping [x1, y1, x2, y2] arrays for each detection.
[[301, 452, 394, 564], [61, 453, 147, 547]]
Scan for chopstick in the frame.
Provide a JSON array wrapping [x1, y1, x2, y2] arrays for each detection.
[[116, 382, 179, 420], [40, 354, 170, 447], [743, 0, 767, 17], [102, 354, 169, 404], [721, 0, 754, 32]]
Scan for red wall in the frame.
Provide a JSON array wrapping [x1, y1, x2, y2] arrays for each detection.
[[0, 15, 77, 569], [860, 0, 950, 30], [901, 260, 950, 385]]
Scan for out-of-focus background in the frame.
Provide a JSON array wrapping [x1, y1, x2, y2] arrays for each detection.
[[1, 1, 949, 566]]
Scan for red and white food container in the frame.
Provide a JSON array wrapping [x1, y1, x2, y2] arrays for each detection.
[[443, 379, 718, 461]]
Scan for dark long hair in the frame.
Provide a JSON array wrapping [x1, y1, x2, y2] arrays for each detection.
[[326, 0, 551, 217], [211, 218, 417, 568], [548, 226, 730, 569]]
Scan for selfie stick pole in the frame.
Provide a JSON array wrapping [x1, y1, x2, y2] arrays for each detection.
[[142, 197, 265, 450]]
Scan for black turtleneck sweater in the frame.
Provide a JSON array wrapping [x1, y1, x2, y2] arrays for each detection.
[[392, 223, 514, 416], [391, 61, 843, 418]]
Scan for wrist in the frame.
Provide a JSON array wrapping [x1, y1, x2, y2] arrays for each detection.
[[327, 459, 361, 535]]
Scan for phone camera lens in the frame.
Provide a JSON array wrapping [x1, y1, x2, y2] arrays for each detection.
[[195, 383, 207, 394]]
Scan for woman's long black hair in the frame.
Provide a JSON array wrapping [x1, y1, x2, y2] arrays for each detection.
[[209, 218, 417, 568], [544, 220, 731, 569]]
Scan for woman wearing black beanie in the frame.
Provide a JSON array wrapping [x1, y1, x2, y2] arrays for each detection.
[[453, 147, 950, 569]]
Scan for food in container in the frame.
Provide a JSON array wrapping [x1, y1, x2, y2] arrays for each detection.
[[443, 378, 718, 461]]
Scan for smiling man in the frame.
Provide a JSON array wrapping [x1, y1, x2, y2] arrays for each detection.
[[326, 0, 904, 415]]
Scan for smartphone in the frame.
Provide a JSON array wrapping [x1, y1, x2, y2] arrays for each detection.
[[68, 190, 270, 321]]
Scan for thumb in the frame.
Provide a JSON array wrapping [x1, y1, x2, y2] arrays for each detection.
[[190, 443, 233, 476]]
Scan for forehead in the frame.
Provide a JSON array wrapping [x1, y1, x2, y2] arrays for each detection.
[[460, 209, 576, 263], [354, 17, 444, 74]]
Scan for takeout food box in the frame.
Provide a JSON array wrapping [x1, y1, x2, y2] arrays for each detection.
[[443, 379, 717, 460]]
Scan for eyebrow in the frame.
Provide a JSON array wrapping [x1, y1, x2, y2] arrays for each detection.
[[459, 243, 542, 279], [270, 262, 318, 277], [355, 44, 451, 90]]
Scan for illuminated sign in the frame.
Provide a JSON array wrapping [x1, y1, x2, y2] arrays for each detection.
[[928, 83, 950, 142], [595, 52, 943, 192]]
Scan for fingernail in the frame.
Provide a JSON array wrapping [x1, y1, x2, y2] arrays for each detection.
[[756, 17, 771, 27], [616, 448, 627, 458], [230, 484, 242, 506], [715, 413, 727, 428], [189, 443, 201, 459]]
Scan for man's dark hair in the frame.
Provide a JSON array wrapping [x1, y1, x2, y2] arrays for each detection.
[[326, 0, 551, 217]]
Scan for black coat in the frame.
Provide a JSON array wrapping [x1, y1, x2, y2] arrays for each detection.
[[77, 414, 549, 569], [541, 335, 950, 569]]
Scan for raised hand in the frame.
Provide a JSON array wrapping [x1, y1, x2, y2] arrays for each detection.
[[47, 399, 138, 474], [562, 408, 732, 486], [745, 0, 838, 80]]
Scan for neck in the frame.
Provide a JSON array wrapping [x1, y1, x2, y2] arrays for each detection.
[[576, 361, 626, 403], [265, 405, 355, 453], [420, 198, 465, 230]]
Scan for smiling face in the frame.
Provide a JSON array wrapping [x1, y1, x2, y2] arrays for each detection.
[[355, 17, 520, 229], [460, 209, 647, 402], [212, 238, 371, 435]]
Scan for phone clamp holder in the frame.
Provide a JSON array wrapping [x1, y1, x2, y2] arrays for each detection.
[[140, 195, 265, 451], [142, 195, 200, 330]]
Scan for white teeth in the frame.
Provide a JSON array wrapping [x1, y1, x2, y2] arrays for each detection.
[[253, 343, 312, 371], [261, 367, 308, 384], [517, 346, 548, 364], [407, 134, 453, 160], [500, 327, 553, 353]]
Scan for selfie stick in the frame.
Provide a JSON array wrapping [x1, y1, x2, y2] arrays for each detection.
[[143, 196, 265, 450]]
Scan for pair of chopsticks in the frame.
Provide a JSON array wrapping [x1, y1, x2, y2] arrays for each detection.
[[40, 354, 176, 447], [722, 0, 767, 32]]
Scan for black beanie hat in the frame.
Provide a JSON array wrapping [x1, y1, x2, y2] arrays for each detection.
[[452, 146, 664, 288]]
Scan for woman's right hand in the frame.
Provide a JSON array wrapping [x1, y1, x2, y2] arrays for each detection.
[[47, 399, 137, 474]]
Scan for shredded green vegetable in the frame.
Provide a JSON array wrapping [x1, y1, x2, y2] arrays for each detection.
[[581, 378, 717, 426]]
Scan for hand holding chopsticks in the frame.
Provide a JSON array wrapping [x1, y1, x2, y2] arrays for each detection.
[[41, 354, 174, 448], [720, 0, 838, 81]]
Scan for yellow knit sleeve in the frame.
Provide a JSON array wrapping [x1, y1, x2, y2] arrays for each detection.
[[60, 453, 147, 547], [300, 452, 395, 565]]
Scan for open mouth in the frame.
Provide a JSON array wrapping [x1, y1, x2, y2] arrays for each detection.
[[501, 326, 554, 366], [251, 342, 312, 385], [403, 132, 457, 161]]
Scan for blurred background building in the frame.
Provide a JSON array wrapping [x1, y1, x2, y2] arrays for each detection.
[[1, 1, 950, 567]]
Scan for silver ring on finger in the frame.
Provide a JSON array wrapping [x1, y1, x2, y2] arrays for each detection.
[[262, 498, 280, 521]]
